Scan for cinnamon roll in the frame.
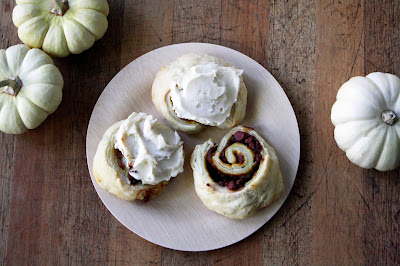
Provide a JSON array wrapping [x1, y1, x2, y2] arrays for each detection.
[[93, 112, 184, 202], [191, 126, 284, 219], [152, 53, 247, 134]]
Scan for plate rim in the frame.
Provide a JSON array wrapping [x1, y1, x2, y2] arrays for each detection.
[[86, 42, 300, 251]]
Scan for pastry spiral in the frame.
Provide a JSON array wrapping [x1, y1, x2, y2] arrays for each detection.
[[152, 54, 247, 134], [93, 113, 184, 202], [191, 126, 284, 219]]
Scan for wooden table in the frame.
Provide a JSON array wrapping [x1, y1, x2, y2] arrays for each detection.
[[1, 0, 399, 264]]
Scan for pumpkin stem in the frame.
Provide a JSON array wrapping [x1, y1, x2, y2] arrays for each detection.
[[51, 0, 69, 16], [0, 77, 23, 96], [382, 110, 398, 126]]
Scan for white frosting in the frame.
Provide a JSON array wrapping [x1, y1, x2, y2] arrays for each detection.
[[169, 61, 243, 126], [114, 112, 184, 185]]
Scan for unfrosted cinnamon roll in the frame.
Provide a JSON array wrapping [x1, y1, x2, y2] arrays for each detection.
[[152, 53, 247, 134], [93, 112, 184, 202], [191, 126, 284, 219]]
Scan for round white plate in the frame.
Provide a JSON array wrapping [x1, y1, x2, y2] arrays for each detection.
[[86, 43, 300, 251]]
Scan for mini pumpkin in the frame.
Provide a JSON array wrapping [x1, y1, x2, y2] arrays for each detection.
[[331, 72, 400, 171], [12, 0, 109, 58], [0, 44, 63, 134]]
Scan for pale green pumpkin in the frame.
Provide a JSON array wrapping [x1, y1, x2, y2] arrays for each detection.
[[12, 0, 109, 58], [0, 44, 63, 134]]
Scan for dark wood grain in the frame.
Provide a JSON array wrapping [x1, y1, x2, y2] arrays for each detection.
[[363, 0, 400, 264], [0, 1, 19, 263], [264, 0, 315, 264], [0, 0, 399, 264], [313, 0, 366, 263]]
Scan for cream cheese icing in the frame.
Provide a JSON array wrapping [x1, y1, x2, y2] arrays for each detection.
[[169, 59, 243, 126], [114, 112, 184, 185]]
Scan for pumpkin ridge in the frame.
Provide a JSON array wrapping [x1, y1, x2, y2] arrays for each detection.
[[68, 0, 110, 16], [42, 20, 70, 57], [61, 18, 95, 54], [346, 124, 387, 168], [392, 78, 400, 111], [336, 118, 381, 126], [347, 124, 385, 153], [17, 94, 48, 115], [334, 119, 380, 150], [0, 94, 5, 112], [63, 11, 96, 39], [5, 45, 30, 76], [19, 16, 50, 48], [366, 75, 391, 109], [19, 83, 62, 113], [21, 64, 64, 87], [375, 127, 400, 171], [374, 126, 390, 168], [368, 73, 400, 108], [18, 49, 54, 76], [64, 9, 107, 40], [0, 50, 11, 79], [393, 124, 400, 141], [331, 100, 381, 125], [68, 7, 107, 15], [16, 95, 48, 129], [0, 96, 27, 134], [336, 98, 382, 114], [12, 4, 40, 27], [42, 13, 56, 40], [337, 78, 386, 109]]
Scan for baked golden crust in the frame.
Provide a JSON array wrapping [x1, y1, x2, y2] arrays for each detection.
[[190, 126, 284, 219], [152, 53, 247, 134], [93, 121, 171, 201]]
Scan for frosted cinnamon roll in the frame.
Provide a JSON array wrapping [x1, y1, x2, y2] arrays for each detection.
[[152, 54, 247, 134], [93, 112, 184, 202], [191, 126, 284, 219]]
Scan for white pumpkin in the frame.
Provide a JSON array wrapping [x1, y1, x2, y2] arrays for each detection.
[[12, 0, 109, 58], [0, 44, 63, 134], [331, 72, 400, 171]]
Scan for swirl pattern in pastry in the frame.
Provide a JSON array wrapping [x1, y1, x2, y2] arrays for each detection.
[[191, 126, 284, 219]]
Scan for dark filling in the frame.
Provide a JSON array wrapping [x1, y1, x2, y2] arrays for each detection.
[[206, 131, 263, 191], [115, 149, 140, 185]]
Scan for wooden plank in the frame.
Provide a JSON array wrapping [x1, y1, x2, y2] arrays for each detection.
[[172, 0, 222, 45], [208, 229, 264, 266], [363, 1, 400, 264], [4, 0, 125, 264], [110, 224, 162, 265], [313, 0, 366, 264], [120, 0, 174, 68], [220, 1, 269, 68], [263, 0, 316, 264], [0, 134, 14, 264], [0, 0, 23, 262]]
